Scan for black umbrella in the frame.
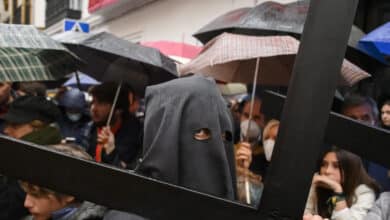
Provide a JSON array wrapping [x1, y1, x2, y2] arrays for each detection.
[[193, 0, 384, 74], [194, 1, 304, 42], [52, 31, 177, 96], [53, 31, 178, 126]]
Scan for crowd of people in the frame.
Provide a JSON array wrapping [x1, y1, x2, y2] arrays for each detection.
[[0, 75, 388, 220]]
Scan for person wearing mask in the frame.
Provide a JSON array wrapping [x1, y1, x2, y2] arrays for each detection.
[[380, 100, 390, 130], [0, 95, 62, 220], [235, 97, 267, 177], [236, 119, 279, 206], [303, 147, 380, 220], [234, 96, 267, 206], [262, 119, 280, 162], [56, 88, 91, 146]]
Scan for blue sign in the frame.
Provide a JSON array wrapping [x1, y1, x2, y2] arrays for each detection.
[[64, 19, 90, 33]]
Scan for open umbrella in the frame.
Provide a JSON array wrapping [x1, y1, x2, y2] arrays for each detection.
[[358, 22, 390, 65], [52, 31, 178, 96], [53, 31, 178, 126], [63, 72, 100, 89], [193, 0, 383, 73], [141, 40, 202, 64], [194, 1, 364, 44], [179, 33, 371, 87], [193, 1, 304, 42], [0, 24, 82, 82]]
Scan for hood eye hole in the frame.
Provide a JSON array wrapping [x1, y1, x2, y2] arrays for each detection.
[[222, 131, 232, 142], [194, 128, 211, 141]]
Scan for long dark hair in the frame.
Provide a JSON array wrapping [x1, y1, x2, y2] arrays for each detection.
[[316, 147, 380, 218]]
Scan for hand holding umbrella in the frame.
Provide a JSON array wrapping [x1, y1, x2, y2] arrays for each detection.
[[236, 141, 253, 204], [97, 126, 116, 155]]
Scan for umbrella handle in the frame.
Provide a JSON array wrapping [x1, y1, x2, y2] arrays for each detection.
[[245, 58, 261, 142], [106, 82, 122, 127], [243, 58, 260, 204], [75, 72, 82, 90]]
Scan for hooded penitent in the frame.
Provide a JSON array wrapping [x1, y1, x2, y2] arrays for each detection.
[[136, 74, 236, 200]]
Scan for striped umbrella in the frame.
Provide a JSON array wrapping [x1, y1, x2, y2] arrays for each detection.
[[0, 24, 82, 82], [179, 33, 371, 86]]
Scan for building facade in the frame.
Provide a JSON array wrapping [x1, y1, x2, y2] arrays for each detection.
[[43, 0, 297, 44]]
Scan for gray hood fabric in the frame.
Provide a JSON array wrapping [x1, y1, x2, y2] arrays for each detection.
[[136, 74, 236, 200]]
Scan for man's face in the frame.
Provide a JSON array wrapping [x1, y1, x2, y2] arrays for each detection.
[[0, 82, 11, 105], [342, 104, 376, 125], [24, 193, 68, 220], [90, 97, 111, 125], [240, 99, 265, 129], [381, 104, 390, 127], [3, 123, 34, 139]]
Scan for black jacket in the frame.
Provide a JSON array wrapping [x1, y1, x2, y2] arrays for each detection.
[[84, 114, 142, 168]]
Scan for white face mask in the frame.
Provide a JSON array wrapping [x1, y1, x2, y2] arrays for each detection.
[[66, 112, 82, 122], [263, 139, 275, 161], [240, 119, 261, 146]]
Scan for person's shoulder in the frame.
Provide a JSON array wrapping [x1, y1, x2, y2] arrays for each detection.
[[355, 184, 376, 195], [377, 192, 390, 202], [71, 201, 107, 220]]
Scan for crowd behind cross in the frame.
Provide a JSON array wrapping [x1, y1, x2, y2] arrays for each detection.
[[0, 79, 389, 220]]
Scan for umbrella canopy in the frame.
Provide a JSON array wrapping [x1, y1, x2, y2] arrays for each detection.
[[63, 72, 100, 88], [0, 24, 82, 82], [193, 0, 384, 74], [194, 0, 360, 46], [179, 33, 371, 86], [141, 41, 202, 64], [52, 31, 177, 96], [358, 22, 390, 65], [194, 2, 302, 42]]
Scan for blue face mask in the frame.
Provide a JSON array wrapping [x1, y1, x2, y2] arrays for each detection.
[[66, 112, 82, 122]]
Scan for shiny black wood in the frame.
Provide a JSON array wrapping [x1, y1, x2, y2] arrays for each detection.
[[262, 90, 390, 169], [259, 0, 359, 219], [0, 0, 360, 219]]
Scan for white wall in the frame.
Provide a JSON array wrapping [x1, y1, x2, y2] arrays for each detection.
[[91, 0, 298, 44], [45, 0, 299, 43], [31, 0, 45, 28]]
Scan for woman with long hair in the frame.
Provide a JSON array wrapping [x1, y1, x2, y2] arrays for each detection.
[[304, 147, 380, 220]]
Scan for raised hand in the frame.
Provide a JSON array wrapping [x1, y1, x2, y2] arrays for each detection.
[[236, 142, 252, 169], [97, 126, 116, 155]]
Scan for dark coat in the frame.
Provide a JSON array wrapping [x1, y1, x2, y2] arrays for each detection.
[[135, 75, 237, 200], [84, 114, 142, 168], [58, 113, 91, 147]]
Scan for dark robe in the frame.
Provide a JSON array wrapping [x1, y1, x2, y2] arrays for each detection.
[[136, 75, 236, 200]]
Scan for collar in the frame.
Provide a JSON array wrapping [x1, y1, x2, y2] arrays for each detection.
[[51, 206, 78, 220]]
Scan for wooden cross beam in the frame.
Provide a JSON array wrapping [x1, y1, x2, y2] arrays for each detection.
[[259, 0, 359, 218], [262, 90, 390, 169], [0, 0, 359, 219]]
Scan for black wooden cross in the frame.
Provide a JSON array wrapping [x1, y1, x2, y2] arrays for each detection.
[[0, 0, 363, 219]]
